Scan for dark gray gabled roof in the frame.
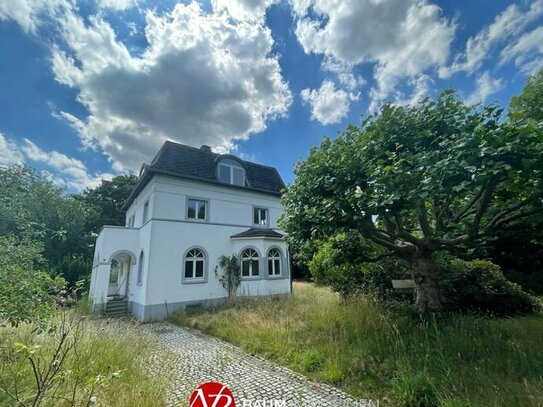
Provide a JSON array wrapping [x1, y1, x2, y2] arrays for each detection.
[[122, 141, 286, 211], [230, 228, 284, 239]]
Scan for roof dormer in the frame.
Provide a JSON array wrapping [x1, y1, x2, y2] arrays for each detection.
[[216, 156, 247, 186]]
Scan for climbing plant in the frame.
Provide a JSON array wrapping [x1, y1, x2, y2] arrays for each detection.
[[215, 255, 241, 299]]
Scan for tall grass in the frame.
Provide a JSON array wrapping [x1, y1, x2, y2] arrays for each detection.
[[0, 313, 165, 406], [171, 282, 543, 406]]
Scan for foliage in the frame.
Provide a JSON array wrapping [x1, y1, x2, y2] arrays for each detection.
[[82, 175, 138, 234], [53, 255, 93, 288], [0, 313, 165, 406], [509, 68, 543, 122], [0, 236, 66, 327], [308, 231, 409, 299], [172, 282, 543, 406], [280, 90, 543, 311], [436, 254, 539, 316], [0, 166, 137, 285], [215, 255, 242, 299]]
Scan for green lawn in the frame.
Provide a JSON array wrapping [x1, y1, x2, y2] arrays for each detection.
[[171, 282, 543, 407]]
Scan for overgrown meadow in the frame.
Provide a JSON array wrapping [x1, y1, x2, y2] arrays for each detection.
[[172, 282, 543, 406]]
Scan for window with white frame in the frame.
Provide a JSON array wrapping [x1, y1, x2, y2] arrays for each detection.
[[241, 248, 259, 277], [267, 248, 281, 276], [184, 248, 206, 280], [142, 200, 149, 224], [218, 158, 246, 186], [187, 198, 207, 221], [137, 251, 144, 285], [253, 207, 268, 226]]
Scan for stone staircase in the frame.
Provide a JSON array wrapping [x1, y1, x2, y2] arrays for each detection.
[[106, 297, 128, 317]]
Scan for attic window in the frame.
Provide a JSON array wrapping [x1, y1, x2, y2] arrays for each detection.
[[218, 158, 246, 186]]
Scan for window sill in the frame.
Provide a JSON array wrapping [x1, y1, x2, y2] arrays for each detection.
[[266, 274, 284, 280], [182, 278, 207, 284], [241, 275, 262, 281]]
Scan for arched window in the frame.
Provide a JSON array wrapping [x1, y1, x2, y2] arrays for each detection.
[[218, 158, 246, 186], [137, 251, 144, 285], [241, 248, 259, 277], [267, 248, 281, 276], [184, 248, 206, 281]]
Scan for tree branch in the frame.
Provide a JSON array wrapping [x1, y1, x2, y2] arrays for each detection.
[[468, 175, 502, 238], [485, 190, 543, 232], [418, 201, 433, 238]]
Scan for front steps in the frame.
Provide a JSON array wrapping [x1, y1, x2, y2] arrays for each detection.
[[106, 297, 128, 317]]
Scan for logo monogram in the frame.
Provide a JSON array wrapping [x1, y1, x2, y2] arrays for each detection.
[[189, 382, 235, 407]]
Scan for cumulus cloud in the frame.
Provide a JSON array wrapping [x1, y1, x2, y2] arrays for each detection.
[[212, 0, 279, 21], [21, 139, 114, 190], [291, 0, 455, 110], [97, 0, 137, 11], [440, 1, 543, 78], [466, 72, 504, 105], [0, 0, 69, 33], [301, 80, 354, 125], [0, 134, 25, 166], [0, 134, 112, 190], [50, 2, 292, 171]]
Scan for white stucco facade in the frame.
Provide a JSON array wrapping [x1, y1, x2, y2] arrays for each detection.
[[89, 173, 291, 321]]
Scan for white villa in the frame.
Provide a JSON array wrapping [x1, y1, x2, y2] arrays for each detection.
[[89, 141, 292, 320]]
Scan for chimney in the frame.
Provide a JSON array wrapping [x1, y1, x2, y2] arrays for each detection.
[[200, 145, 212, 153]]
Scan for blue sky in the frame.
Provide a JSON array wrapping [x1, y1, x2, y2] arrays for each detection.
[[1, 0, 542, 191]]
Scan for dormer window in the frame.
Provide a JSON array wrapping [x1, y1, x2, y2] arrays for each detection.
[[218, 158, 246, 186]]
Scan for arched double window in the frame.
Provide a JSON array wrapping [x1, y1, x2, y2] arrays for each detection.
[[267, 248, 281, 276], [184, 248, 206, 281], [218, 158, 246, 186], [241, 248, 259, 277], [137, 251, 144, 285]]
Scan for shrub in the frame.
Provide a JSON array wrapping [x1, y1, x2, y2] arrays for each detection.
[[309, 235, 538, 315], [0, 236, 66, 327], [436, 254, 539, 316]]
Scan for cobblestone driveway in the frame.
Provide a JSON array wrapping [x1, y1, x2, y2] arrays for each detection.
[[140, 322, 365, 407]]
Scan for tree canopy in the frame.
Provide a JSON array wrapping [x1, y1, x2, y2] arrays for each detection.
[[509, 68, 543, 122], [280, 90, 543, 312]]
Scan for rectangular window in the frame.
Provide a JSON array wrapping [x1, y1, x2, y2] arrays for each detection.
[[142, 200, 149, 224], [233, 167, 245, 185], [195, 261, 204, 278], [184, 261, 193, 278], [187, 198, 207, 221], [219, 165, 231, 183], [253, 207, 268, 226], [242, 261, 251, 277]]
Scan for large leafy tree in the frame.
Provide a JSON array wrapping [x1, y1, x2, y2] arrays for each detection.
[[509, 68, 543, 122], [280, 91, 543, 312], [82, 175, 138, 234]]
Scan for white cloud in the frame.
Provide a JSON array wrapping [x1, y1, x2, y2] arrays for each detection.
[[50, 2, 292, 171], [501, 26, 543, 74], [466, 71, 504, 105], [212, 0, 279, 21], [440, 1, 543, 78], [0, 134, 24, 166], [0, 134, 112, 190], [21, 139, 114, 190], [301, 80, 354, 125], [0, 0, 69, 33], [97, 0, 137, 11], [291, 0, 455, 110]]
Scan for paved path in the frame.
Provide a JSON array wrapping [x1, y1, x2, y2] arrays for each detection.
[[139, 322, 364, 407]]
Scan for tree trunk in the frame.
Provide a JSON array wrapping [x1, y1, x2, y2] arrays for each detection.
[[409, 252, 444, 312]]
